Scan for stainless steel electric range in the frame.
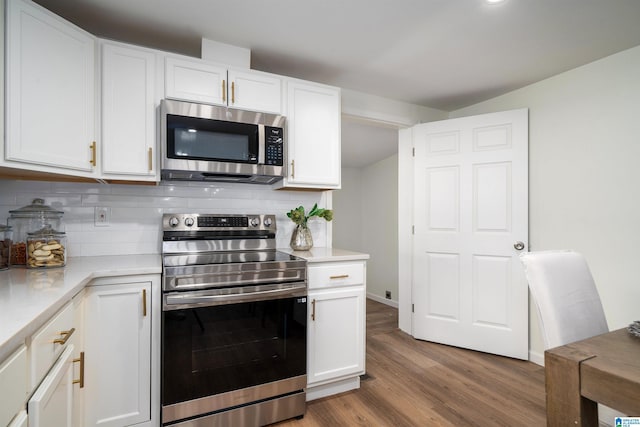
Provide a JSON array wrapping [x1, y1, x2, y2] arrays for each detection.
[[161, 213, 307, 427]]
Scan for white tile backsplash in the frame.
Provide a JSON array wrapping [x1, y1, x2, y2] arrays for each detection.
[[0, 179, 331, 256]]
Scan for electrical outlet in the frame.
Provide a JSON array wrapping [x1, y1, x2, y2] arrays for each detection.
[[385, 290, 391, 299], [94, 206, 110, 227]]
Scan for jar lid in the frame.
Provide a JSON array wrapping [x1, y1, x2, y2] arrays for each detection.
[[27, 224, 66, 237], [10, 198, 64, 217]]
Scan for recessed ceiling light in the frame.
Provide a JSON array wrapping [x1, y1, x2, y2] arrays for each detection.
[[486, 0, 506, 4]]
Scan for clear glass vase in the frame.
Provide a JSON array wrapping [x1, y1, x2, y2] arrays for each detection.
[[290, 224, 313, 251]]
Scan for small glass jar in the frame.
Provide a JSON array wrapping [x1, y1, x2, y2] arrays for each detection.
[[8, 198, 64, 267], [27, 225, 66, 269], [0, 225, 12, 270]]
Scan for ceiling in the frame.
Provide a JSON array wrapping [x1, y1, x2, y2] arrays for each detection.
[[33, 0, 640, 167]]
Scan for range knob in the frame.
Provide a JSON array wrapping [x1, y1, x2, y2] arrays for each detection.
[[168, 217, 179, 227], [263, 217, 273, 227], [250, 217, 260, 227], [184, 217, 195, 227]]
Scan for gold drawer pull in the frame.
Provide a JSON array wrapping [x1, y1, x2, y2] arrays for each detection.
[[231, 81, 235, 104], [311, 299, 316, 321], [73, 352, 85, 388], [148, 147, 153, 171], [53, 327, 75, 345], [291, 160, 295, 179], [330, 274, 349, 280], [143, 289, 147, 317], [89, 141, 97, 167], [222, 80, 226, 102]]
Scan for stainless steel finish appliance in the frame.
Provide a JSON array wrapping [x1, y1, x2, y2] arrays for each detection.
[[161, 99, 286, 184], [161, 213, 307, 426]]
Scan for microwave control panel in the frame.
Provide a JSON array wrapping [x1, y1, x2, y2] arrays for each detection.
[[264, 126, 284, 166]]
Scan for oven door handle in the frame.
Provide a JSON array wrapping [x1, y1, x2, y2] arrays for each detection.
[[163, 282, 307, 310]]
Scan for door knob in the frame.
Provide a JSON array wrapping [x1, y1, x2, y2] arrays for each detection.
[[514, 241, 525, 251]]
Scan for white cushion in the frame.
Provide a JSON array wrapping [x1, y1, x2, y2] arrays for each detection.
[[520, 250, 608, 349]]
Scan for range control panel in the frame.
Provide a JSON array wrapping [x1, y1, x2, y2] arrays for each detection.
[[162, 214, 276, 232]]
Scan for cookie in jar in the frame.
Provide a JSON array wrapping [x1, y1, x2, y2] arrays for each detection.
[[27, 225, 66, 269]]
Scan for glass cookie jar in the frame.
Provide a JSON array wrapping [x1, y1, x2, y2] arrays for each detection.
[[0, 225, 12, 270], [27, 225, 66, 269], [8, 198, 64, 266]]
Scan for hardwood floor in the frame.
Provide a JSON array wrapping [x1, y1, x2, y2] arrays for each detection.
[[275, 299, 546, 426]]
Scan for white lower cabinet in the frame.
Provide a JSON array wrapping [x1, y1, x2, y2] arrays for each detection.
[[306, 260, 366, 400], [26, 296, 82, 427], [83, 275, 160, 427], [28, 345, 75, 427], [0, 345, 28, 426]]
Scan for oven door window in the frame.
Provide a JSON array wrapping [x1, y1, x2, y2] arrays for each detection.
[[162, 296, 307, 406], [166, 114, 259, 163]]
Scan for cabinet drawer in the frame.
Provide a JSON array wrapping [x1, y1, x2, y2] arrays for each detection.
[[0, 346, 28, 426], [308, 262, 364, 289], [29, 302, 74, 390]]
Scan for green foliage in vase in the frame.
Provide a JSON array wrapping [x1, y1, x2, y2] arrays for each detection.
[[286, 203, 333, 227]]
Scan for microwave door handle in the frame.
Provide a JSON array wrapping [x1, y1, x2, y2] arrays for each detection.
[[258, 124, 265, 165]]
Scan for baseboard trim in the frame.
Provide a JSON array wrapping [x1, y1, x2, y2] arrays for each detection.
[[366, 293, 398, 308], [529, 350, 544, 366]]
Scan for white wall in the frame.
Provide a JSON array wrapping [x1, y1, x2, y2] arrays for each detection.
[[0, 179, 331, 255], [450, 44, 640, 361], [334, 156, 399, 305], [361, 155, 399, 304], [333, 167, 363, 252]]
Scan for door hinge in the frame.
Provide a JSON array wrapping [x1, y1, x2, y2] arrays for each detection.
[[412, 147, 415, 157], [412, 303, 415, 313], [412, 225, 415, 235]]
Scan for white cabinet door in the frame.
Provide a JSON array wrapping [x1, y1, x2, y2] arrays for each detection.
[[227, 69, 282, 114], [28, 345, 75, 427], [165, 57, 283, 114], [84, 281, 151, 427], [101, 42, 158, 180], [307, 286, 365, 385], [0, 346, 28, 427], [5, 0, 96, 173], [282, 80, 341, 189], [165, 57, 226, 105]]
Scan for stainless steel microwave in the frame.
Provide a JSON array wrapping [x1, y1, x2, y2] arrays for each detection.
[[160, 99, 286, 184]]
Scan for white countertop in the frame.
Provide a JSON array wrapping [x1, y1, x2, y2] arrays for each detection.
[[279, 247, 370, 263], [0, 254, 161, 361], [0, 248, 367, 361]]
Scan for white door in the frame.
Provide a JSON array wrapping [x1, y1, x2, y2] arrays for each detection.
[[412, 109, 529, 359]]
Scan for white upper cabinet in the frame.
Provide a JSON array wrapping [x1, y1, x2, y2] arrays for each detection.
[[165, 57, 226, 106], [278, 80, 341, 189], [5, 0, 97, 174], [227, 68, 282, 114], [101, 41, 159, 180], [165, 56, 282, 114]]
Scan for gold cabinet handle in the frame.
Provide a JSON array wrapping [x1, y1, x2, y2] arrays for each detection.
[[142, 289, 147, 317], [231, 81, 235, 104], [148, 147, 153, 172], [291, 160, 295, 179], [73, 351, 85, 388], [311, 299, 316, 321], [222, 79, 226, 102], [53, 328, 75, 345], [89, 141, 97, 167], [330, 274, 350, 279]]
